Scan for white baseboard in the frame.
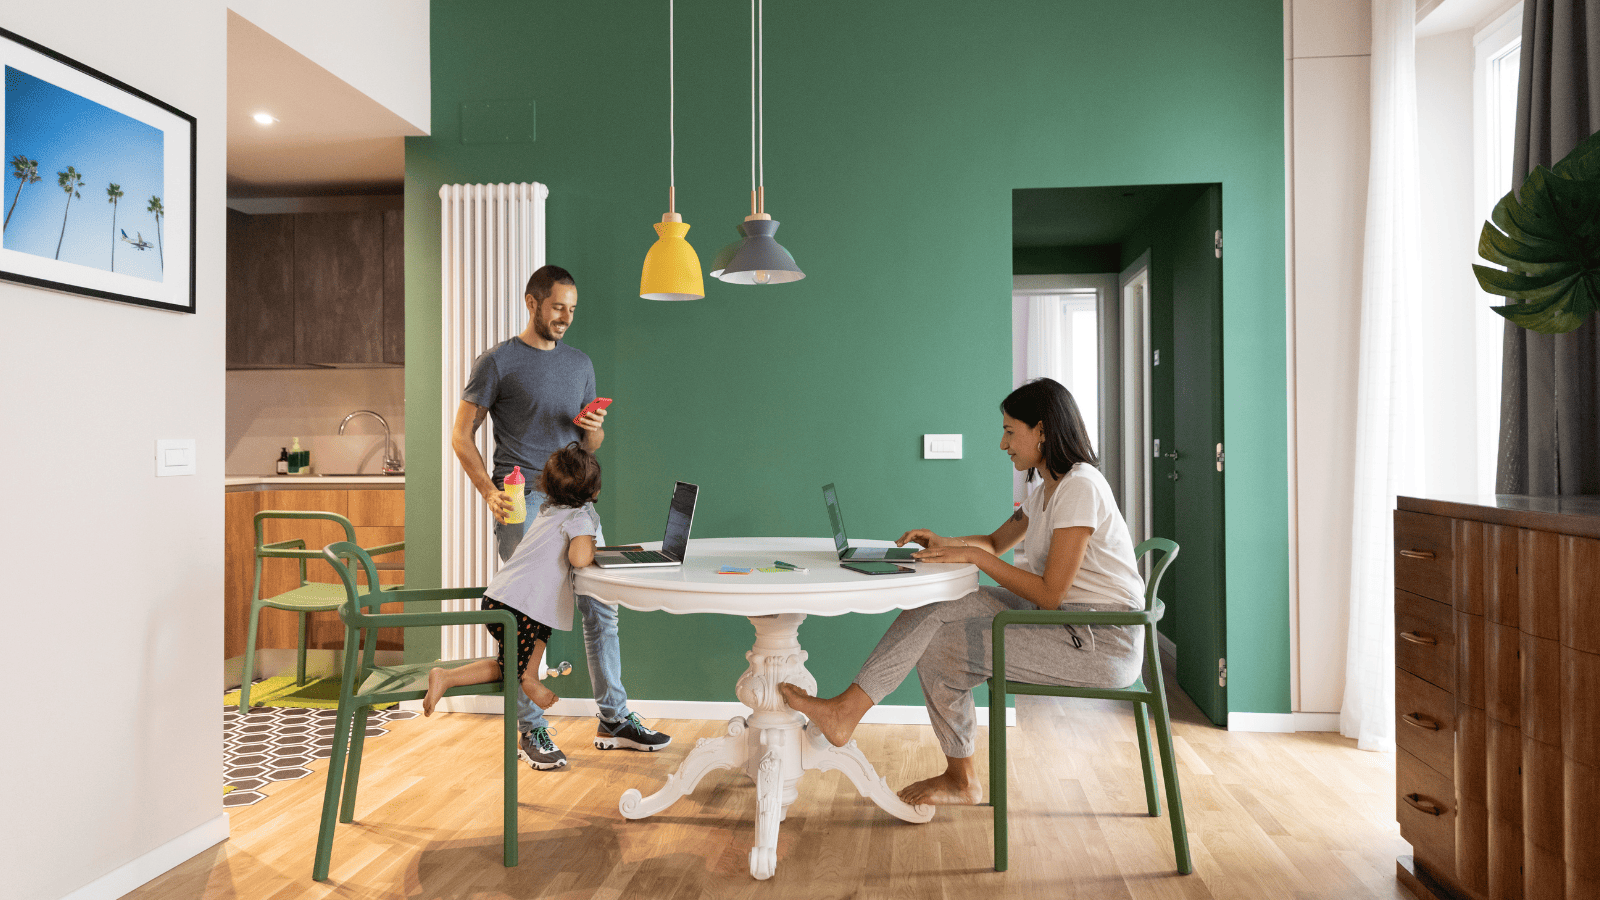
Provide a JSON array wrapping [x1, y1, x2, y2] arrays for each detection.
[[62, 813, 229, 900], [405, 696, 1018, 727], [1292, 712, 1341, 732], [1226, 712, 1297, 733]]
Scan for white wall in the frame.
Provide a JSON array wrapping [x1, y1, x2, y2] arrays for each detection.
[[228, 0, 431, 133], [1287, 0, 1371, 716], [0, 2, 229, 898]]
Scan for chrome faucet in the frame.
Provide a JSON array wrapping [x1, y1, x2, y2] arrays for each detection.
[[338, 410, 403, 475]]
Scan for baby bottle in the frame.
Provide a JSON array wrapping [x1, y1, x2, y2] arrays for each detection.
[[504, 465, 527, 524]]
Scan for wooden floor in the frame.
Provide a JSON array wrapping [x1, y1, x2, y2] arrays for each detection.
[[130, 671, 1412, 900]]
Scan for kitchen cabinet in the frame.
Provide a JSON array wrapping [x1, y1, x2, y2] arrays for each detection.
[[226, 209, 404, 369], [225, 483, 406, 658], [1393, 496, 1600, 900]]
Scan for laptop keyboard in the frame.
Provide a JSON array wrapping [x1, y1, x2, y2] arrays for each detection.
[[623, 549, 670, 563]]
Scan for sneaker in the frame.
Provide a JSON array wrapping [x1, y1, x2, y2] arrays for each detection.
[[594, 713, 673, 751], [518, 726, 567, 770]]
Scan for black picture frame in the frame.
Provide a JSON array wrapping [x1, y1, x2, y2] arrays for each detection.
[[1, 26, 197, 314]]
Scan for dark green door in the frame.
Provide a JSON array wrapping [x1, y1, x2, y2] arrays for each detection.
[[1167, 186, 1226, 724]]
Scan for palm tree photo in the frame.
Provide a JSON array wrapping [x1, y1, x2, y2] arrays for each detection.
[[5, 155, 42, 233], [147, 194, 164, 270], [54, 165, 84, 261], [106, 182, 124, 272]]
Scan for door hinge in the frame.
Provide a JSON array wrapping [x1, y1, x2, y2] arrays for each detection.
[[1215, 230, 1223, 258], [1218, 658, 1228, 687], [1153, 348, 1160, 366], [1216, 442, 1225, 472], [1153, 437, 1161, 459]]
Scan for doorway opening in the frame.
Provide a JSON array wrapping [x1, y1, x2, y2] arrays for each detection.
[[1011, 183, 1228, 725]]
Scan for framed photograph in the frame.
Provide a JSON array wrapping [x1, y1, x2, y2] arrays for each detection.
[[1, 27, 195, 313]]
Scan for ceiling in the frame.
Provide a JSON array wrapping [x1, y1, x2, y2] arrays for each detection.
[[226, 12, 416, 197], [1012, 184, 1201, 249]]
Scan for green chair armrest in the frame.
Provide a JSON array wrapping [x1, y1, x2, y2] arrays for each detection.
[[354, 586, 486, 610], [363, 541, 405, 558], [261, 538, 307, 552], [349, 608, 516, 631]]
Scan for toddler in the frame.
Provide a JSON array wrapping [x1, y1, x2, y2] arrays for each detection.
[[424, 443, 601, 716]]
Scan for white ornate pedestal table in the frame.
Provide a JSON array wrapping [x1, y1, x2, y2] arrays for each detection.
[[574, 537, 978, 879]]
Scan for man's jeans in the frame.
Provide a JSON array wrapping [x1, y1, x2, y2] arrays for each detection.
[[494, 491, 630, 733]]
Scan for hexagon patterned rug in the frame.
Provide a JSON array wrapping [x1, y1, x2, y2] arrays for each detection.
[[223, 703, 417, 807]]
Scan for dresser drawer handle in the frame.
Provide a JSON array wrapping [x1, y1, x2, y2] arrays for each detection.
[[1403, 793, 1445, 816], [1399, 631, 1439, 646], [1402, 713, 1441, 731], [1399, 549, 1437, 560]]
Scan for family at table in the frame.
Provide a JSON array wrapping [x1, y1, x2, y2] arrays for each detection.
[[435, 264, 1148, 817]]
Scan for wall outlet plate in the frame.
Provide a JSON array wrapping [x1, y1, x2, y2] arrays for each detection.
[[156, 439, 196, 477], [923, 434, 962, 459]]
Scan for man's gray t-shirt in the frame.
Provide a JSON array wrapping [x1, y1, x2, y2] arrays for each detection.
[[462, 337, 596, 483]]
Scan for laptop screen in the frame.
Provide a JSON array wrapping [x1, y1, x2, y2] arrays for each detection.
[[822, 483, 849, 556], [661, 482, 699, 558]]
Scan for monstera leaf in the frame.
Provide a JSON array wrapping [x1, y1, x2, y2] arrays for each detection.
[[1475, 129, 1600, 335]]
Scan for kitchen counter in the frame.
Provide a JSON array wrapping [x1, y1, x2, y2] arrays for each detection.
[[226, 475, 405, 491]]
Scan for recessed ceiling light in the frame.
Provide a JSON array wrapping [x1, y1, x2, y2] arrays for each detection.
[[253, 112, 278, 125]]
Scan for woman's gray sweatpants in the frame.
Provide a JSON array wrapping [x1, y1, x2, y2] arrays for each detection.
[[854, 586, 1144, 758]]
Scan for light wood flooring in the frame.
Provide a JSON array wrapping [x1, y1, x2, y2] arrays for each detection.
[[130, 671, 1412, 900]]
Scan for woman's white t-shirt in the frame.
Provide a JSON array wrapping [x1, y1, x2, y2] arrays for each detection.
[[483, 502, 601, 630], [1018, 463, 1144, 609]]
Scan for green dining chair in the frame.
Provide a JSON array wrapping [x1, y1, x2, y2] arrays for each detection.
[[312, 541, 521, 882], [239, 510, 404, 712], [989, 537, 1190, 874]]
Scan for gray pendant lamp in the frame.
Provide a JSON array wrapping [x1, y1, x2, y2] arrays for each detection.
[[716, 0, 804, 285], [708, 223, 747, 279]]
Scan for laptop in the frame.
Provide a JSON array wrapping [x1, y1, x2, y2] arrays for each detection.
[[592, 481, 699, 568], [822, 483, 919, 561]]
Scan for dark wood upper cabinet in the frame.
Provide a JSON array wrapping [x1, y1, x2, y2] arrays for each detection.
[[226, 208, 404, 369], [226, 209, 297, 367]]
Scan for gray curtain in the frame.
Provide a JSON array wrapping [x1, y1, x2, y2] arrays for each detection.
[[1496, 0, 1600, 494]]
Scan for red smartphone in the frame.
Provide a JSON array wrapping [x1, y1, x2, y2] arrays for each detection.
[[574, 397, 612, 424]]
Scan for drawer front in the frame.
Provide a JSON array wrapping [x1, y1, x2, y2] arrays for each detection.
[[1398, 590, 1456, 692], [1399, 747, 1457, 880], [1396, 668, 1455, 777], [1396, 510, 1454, 603]]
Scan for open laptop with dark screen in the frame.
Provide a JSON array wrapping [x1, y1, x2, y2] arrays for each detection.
[[822, 483, 918, 562], [592, 482, 699, 568]]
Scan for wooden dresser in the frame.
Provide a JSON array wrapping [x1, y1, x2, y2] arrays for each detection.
[[1394, 496, 1600, 900]]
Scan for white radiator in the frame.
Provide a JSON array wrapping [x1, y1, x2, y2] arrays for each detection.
[[438, 182, 548, 662]]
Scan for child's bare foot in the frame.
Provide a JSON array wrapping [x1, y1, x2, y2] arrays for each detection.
[[897, 769, 983, 806], [522, 676, 558, 709], [779, 682, 859, 747], [423, 667, 447, 717]]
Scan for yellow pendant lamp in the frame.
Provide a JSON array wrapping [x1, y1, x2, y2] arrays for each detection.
[[640, 0, 704, 301]]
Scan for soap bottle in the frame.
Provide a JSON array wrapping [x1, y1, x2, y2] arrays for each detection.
[[277, 447, 289, 475], [503, 465, 527, 524], [289, 437, 305, 475]]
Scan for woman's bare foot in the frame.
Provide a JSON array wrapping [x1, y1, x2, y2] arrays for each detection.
[[422, 667, 447, 717], [897, 769, 983, 806], [778, 682, 871, 747]]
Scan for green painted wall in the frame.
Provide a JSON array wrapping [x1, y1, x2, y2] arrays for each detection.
[[406, 0, 1288, 715], [1013, 244, 1121, 275]]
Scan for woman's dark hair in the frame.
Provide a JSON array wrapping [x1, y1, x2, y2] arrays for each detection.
[[541, 442, 601, 508], [1000, 377, 1097, 481]]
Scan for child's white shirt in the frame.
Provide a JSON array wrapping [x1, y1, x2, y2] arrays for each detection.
[[484, 502, 601, 630]]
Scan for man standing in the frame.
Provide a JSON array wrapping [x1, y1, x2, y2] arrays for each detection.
[[451, 264, 671, 770]]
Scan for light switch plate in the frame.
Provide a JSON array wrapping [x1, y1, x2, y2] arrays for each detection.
[[923, 433, 962, 460], [156, 438, 196, 477]]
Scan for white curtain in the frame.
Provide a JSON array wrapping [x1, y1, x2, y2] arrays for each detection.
[[1340, 0, 1426, 752], [1026, 295, 1066, 384]]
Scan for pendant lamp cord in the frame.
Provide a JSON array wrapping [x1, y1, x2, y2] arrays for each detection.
[[749, 0, 756, 206], [758, 0, 764, 204], [669, 0, 676, 212]]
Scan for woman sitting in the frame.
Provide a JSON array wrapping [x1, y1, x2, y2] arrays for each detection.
[[780, 377, 1146, 806]]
